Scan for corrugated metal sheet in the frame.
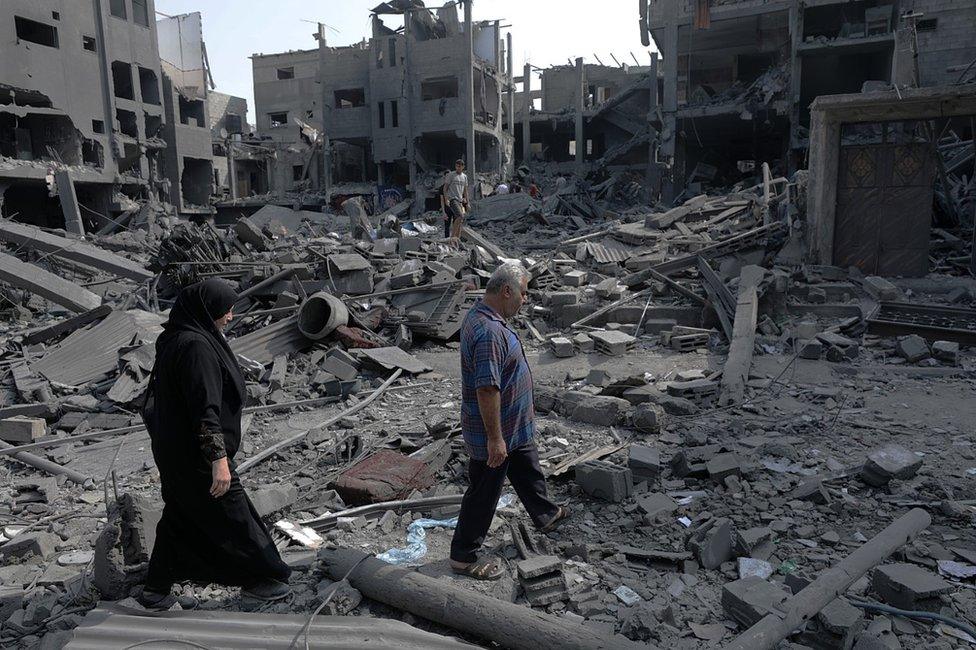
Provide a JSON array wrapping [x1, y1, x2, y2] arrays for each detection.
[[66, 606, 473, 649], [33, 310, 163, 386], [581, 241, 633, 264], [230, 316, 311, 365]]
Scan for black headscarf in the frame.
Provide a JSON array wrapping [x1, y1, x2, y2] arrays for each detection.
[[158, 279, 246, 400]]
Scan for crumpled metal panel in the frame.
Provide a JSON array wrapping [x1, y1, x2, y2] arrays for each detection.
[[229, 316, 311, 365], [581, 241, 633, 264], [33, 310, 164, 386], [66, 605, 472, 649]]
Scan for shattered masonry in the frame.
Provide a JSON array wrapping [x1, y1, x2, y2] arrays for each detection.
[[0, 0, 976, 649]]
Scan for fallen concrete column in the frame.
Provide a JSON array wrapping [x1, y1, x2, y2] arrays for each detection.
[[0, 440, 90, 485], [319, 547, 639, 650], [0, 251, 102, 313], [0, 219, 153, 282], [724, 508, 931, 650]]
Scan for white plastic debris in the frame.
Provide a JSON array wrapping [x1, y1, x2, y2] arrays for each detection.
[[275, 520, 324, 549]]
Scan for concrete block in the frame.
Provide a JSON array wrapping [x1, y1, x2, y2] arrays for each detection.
[[895, 335, 930, 362], [585, 368, 612, 387], [640, 318, 678, 335], [636, 492, 677, 519], [932, 340, 959, 364], [571, 333, 593, 352], [590, 330, 637, 356], [321, 356, 358, 382], [871, 563, 952, 611], [550, 337, 575, 358], [562, 270, 587, 287], [632, 403, 665, 434], [517, 555, 563, 580], [686, 517, 732, 569], [796, 321, 820, 340], [0, 416, 46, 443], [790, 479, 830, 504], [706, 453, 741, 481], [797, 339, 823, 360], [817, 597, 865, 640], [734, 527, 775, 558], [234, 217, 269, 250], [575, 460, 633, 502], [628, 445, 661, 483], [862, 276, 901, 301], [0, 531, 59, 561], [548, 292, 578, 307], [249, 484, 300, 518], [567, 395, 630, 426], [118, 493, 162, 565], [722, 576, 791, 627], [0, 587, 25, 626], [860, 445, 922, 486]]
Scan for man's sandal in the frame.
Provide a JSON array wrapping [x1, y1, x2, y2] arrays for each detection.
[[539, 505, 570, 533], [451, 557, 505, 581]]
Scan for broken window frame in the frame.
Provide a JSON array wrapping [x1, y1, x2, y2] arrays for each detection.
[[14, 16, 59, 49], [334, 88, 366, 109], [268, 111, 289, 128], [421, 76, 459, 101], [82, 35, 97, 52]]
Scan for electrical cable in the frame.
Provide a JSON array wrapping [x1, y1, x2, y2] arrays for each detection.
[[299, 553, 372, 650], [848, 596, 976, 641]]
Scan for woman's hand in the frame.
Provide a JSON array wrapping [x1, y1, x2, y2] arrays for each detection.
[[210, 457, 231, 498]]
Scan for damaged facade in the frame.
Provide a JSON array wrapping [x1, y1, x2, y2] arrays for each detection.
[[250, 0, 516, 213], [0, 1, 215, 231]]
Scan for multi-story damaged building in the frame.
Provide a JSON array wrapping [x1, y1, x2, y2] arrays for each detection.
[[636, 0, 976, 199], [0, 1, 214, 231], [0, 0, 166, 230], [252, 0, 516, 211]]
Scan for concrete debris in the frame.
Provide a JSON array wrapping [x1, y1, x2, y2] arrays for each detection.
[[0, 3, 974, 648]]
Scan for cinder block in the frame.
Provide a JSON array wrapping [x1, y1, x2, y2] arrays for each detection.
[[575, 460, 633, 502], [872, 563, 952, 611], [550, 337, 575, 358], [0, 416, 46, 443], [628, 445, 661, 483], [722, 576, 791, 627]]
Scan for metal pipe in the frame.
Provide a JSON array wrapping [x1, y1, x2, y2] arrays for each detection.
[[0, 440, 90, 485]]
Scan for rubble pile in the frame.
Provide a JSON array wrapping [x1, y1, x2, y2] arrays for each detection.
[[1, 165, 975, 649]]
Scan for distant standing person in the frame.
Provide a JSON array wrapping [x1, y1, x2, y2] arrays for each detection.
[[450, 263, 570, 580], [441, 158, 469, 239], [139, 280, 291, 609]]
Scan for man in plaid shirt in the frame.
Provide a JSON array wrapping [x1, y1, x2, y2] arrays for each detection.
[[450, 263, 569, 580]]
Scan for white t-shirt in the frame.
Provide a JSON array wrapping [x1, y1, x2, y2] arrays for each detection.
[[444, 171, 468, 202]]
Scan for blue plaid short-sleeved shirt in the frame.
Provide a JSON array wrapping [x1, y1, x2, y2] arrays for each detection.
[[460, 301, 535, 460]]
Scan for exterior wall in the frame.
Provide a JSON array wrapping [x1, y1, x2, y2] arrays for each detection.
[[0, 0, 164, 185], [909, 0, 976, 87], [322, 45, 372, 142], [209, 91, 248, 137], [252, 49, 319, 142]]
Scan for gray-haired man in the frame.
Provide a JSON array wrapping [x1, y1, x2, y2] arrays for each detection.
[[449, 263, 570, 580]]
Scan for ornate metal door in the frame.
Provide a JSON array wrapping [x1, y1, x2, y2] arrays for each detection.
[[834, 141, 935, 277]]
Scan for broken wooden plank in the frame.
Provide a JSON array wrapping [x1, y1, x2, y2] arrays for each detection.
[[0, 251, 102, 313], [718, 265, 764, 405], [548, 442, 627, 478], [0, 219, 153, 282]]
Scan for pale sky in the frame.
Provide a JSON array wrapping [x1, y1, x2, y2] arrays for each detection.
[[153, 0, 656, 123]]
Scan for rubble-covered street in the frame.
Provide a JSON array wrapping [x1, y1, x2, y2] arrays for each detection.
[[2, 0, 976, 648]]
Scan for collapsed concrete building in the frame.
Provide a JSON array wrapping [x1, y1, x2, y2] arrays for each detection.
[[0, 1, 215, 231], [250, 0, 516, 213], [633, 0, 976, 200]]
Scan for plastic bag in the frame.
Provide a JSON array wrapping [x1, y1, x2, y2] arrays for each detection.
[[377, 493, 515, 565]]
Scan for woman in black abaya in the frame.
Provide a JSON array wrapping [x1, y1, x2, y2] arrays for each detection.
[[139, 279, 291, 608]]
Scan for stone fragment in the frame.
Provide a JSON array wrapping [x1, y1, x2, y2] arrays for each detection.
[[0, 587, 25, 626], [686, 517, 732, 569], [628, 445, 661, 483], [118, 493, 162, 566], [738, 557, 774, 580], [789, 479, 831, 504], [895, 335, 930, 362], [516, 555, 562, 580], [706, 453, 741, 482], [0, 416, 46, 443], [932, 340, 959, 364], [0, 531, 58, 561], [636, 492, 678, 520], [860, 445, 922, 486], [566, 394, 630, 426], [797, 339, 823, 360], [722, 576, 791, 627], [632, 403, 665, 434], [734, 527, 775, 559], [575, 460, 633, 502], [585, 368, 612, 387], [321, 356, 358, 382], [249, 484, 299, 518], [871, 563, 952, 611]]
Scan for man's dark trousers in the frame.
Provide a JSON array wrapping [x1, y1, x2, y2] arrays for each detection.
[[450, 440, 559, 563]]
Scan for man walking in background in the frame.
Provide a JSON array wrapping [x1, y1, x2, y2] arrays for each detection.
[[450, 263, 570, 580], [441, 158, 469, 239]]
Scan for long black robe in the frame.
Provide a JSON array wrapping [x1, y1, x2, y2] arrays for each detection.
[[142, 280, 290, 591]]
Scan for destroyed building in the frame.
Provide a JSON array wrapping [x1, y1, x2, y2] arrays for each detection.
[[1, 1, 976, 649], [0, 2, 217, 229], [250, 1, 516, 212], [635, 0, 976, 199]]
